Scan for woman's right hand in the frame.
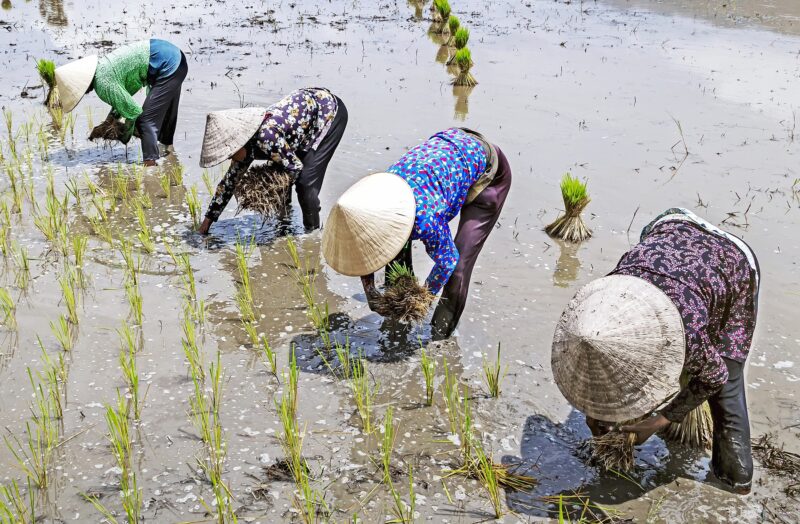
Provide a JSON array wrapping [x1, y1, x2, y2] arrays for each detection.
[[199, 217, 212, 235], [361, 274, 382, 312]]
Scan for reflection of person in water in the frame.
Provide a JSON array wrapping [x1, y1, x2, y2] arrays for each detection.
[[199, 88, 348, 234], [322, 128, 512, 340], [551, 208, 760, 494], [55, 39, 188, 166]]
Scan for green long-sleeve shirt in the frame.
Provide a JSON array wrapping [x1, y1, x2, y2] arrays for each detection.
[[93, 40, 150, 120]]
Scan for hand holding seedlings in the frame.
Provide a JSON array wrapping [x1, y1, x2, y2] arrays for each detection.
[[620, 414, 671, 445]]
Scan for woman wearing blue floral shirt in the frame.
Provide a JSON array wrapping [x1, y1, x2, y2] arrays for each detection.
[[199, 87, 347, 232], [323, 128, 512, 339]]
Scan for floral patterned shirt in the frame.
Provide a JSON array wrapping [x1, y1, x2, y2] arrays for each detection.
[[610, 220, 759, 422], [387, 128, 488, 295], [205, 88, 338, 222]]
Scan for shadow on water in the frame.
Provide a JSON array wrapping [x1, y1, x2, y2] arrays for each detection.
[[453, 85, 473, 121], [39, 0, 67, 27], [502, 411, 714, 518]]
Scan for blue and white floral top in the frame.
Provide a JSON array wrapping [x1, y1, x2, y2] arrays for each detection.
[[387, 128, 488, 295]]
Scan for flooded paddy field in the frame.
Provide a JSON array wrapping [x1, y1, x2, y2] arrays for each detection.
[[0, 0, 799, 522]]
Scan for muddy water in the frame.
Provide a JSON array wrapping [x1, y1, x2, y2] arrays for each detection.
[[0, 0, 799, 522]]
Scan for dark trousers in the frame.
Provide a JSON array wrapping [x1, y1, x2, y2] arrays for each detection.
[[136, 53, 188, 162], [708, 357, 753, 492], [430, 147, 512, 339], [296, 97, 348, 231]]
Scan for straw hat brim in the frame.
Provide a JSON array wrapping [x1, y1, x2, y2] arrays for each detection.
[[199, 107, 267, 167], [551, 275, 685, 423], [323, 172, 416, 276], [55, 55, 98, 113]]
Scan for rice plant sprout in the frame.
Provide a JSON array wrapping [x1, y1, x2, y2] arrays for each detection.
[[36, 59, 59, 108], [0, 478, 36, 523], [186, 185, 201, 230], [58, 269, 80, 325], [50, 315, 74, 351], [447, 27, 469, 65], [0, 287, 16, 329], [420, 346, 436, 406], [12, 242, 30, 290], [482, 343, 507, 397], [433, 0, 451, 32], [134, 201, 155, 253], [350, 358, 378, 434], [118, 323, 143, 419], [545, 173, 592, 242], [452, 48, 478, 87], [159, 171, 171, 198], [286, 237, 331, 348], [446, 15, 460, 46]]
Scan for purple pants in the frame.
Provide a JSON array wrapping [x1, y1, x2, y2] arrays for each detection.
[[430, 146, 512, 339]]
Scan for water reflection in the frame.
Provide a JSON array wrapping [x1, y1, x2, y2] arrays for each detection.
[[39, 0, 67, 27], [553, 239, 582, 287], [452, 85, 473, 121], [407, 0, 423, 21]]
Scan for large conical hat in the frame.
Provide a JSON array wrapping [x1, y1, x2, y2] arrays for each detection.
[[55, 55, 98, 113], [199, 107, 267, 167], [551, 275, 685, 423], [322, 172, 415, 276]]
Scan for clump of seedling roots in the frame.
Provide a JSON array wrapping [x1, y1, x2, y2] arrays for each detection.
[[88, 113, 129, 144], [545, 173, 592, 242], [580, 428, 638, 472], [233, 164, 293, 219], [374, 262, 435, 323]]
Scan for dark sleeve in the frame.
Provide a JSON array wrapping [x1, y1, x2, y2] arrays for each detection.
[[204, 152, 253, 222], [661, 303, 728, 422]]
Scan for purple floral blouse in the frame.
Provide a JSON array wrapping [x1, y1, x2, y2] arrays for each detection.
[[387, 128, 488, 295], [610, 220, 759, 422], [205, 88, 338, 222]]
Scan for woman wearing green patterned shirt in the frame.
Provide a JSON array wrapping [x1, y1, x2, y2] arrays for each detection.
[[55, 39, 188, 166]]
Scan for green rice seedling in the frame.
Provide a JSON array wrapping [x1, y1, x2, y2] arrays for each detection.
[[104, 392, 140, 523], [234, 235, 256, 324], [12, 241, 30, 290], [64, 177, 81, 206], [58, 269, 79, 325], [259, 334, 278, 377], [170, 163, 185, 186], [452, 47, 478, 87], [135, 189, 153, 210], [5, 163, 23, 212], [202, 169, 216, 195], [334, 338, 353, 380], [49, 104, 65, 133], [85, 106, 94, 131], [88, 216, 114, 245], [381, 406, 397, 484], [446, 15, 460, 46], [420, 346, 436, 406], [243, 319, 259, 345], [118, 237, 141, 285], [287, 346, 300, 418], [72, 234, 88, 283], [482, 343, 507, 398], [286, 237, 331, 347], [388, 465, 415, 524], [545, 173, 592, 243], [112, 164, 129, 202], [118, 323, 142, 418], [0, 287, 16, 329], [50, 315, 74, 351], [3, 109, 14, 157], [36, 59, 58, 108], [186, 185, 201, 230], [432, 0, 450, 25], [375, 262, 434, 323], [37, 338, 65, 419], [125, 279, 144, 326], [350, 358, 378, 434], [158, 170, 171, 198], [0, 225, 9, 258], [166, 243, 197, 303], [0, 479, 36, 523], [134, 201, 155, 253], [36, 127, 49, 161], [181, 311, 203, 385], [447, 27, 470, 65], [473, 439, 503, 518]]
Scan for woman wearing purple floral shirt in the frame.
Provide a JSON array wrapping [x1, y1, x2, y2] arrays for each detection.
[[199, 87, 347, 233]]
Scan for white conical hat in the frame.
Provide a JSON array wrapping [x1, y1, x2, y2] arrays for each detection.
[[551, 275, 685, 423], [199, 107, 267, 167], [55, 55, 98, 113], [323, 172, 416, 276]]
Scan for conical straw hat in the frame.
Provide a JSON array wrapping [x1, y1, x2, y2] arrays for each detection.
[[323, 172, 416, 276], [551, 275, 685, 423], [55, 55, 98, 113], [200, 107, 267, 167]]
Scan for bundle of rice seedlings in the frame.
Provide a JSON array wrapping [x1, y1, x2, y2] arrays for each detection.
[[661, 374, 714, 449], [233, 164, 293, 219], [36, 59, 59, 108], [446, 15, 460, 45], [432, 0, 450, 29], [579, 430, 637, 472], [447, 27, 470, 65], [373, 262, 434, 323], [88, 114, 128, 143], [452, 48, 478, 87], [544, 173, 592, 243]]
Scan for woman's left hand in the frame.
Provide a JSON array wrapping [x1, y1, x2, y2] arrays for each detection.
[[620, 414, 671, 445]]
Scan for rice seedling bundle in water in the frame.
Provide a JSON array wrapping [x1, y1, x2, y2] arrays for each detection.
[[545, 173, 592, 242], [579, 423, 640, 472], [432, 0, 449, 24], [374, 262, 434, 323], [234, 164, 293, 219], [88, 114, 128, 144], [36, 59, 59, 108], [447, 16, 460, 46], [452, 48, 478, 87], [447, 27, 469, 65]]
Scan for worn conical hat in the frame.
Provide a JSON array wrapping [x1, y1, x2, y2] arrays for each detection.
[[322, 172, 415, 276], [551, 275, 685, 423], [55, 55, 98, 113], [199, 107, 267, 167]]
